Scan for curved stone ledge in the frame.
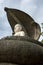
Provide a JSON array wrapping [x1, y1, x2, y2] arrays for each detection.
[[0, 36, 43, 65]]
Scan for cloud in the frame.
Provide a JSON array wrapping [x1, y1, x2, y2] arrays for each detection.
[[20, 0, 37, 16], [21, 0, 34, 4], [0, 0, 4, 3], [21, 0, 36, 7]]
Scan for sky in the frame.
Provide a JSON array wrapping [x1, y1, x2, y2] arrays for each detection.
[[0, 0, 43, 41]]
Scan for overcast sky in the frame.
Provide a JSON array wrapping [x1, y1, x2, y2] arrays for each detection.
[[0, 0, 43, 41]]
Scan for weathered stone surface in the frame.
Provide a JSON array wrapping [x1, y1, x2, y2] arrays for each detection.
[[0, 36, 43, 65], [0, 63, 17, 65]]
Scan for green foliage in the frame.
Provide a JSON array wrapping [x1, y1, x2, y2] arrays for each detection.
[[41, 23, 43, 36], [41, 23, 43, 28], [41, 32, 43, 36], [41, 40, 43, 43]]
